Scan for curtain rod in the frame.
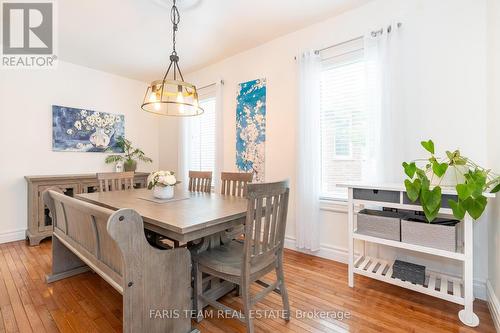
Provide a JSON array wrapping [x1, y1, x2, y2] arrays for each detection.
[[294, 22, 402, 59], [315, 35, 363, 54], [197, 80, 224, 90]]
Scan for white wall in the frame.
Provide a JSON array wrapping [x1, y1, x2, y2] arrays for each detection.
[[487, 0, 500, 323], [159, 0, 490, 298], [0, 61, 160, 242]]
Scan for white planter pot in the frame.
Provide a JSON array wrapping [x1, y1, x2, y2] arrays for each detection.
[[427, 165, 467, 187], [153, 185, 174, 199]]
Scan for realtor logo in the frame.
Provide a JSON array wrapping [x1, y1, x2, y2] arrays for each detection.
[[1, 1, 57, 68]]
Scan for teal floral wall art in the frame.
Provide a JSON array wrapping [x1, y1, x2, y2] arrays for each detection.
[[236, 78, 266, 182], [52, 105, 125, 152]]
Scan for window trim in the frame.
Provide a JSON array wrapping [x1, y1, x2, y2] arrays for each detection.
[[187, 94, 216, 174], [319, 41, 366, 201]]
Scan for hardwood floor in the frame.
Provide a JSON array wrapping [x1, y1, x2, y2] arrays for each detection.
[[0, 239, 495, 333]]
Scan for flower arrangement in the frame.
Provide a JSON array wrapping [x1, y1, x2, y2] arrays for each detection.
[[147, 170, 180, 189], [147, 171, 180, 199]]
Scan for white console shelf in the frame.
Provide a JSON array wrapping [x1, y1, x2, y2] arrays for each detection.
[[341, 183, 495, 328]]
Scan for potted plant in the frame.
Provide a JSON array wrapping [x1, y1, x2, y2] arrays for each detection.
[[147, 170, 181, 199], [402, 139, 500, 222], [105, 136, 152, 171]]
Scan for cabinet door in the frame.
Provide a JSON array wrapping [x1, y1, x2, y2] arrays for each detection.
[[134, 176, 147, 189], [81, 182, 99, 193], [37, 183, 79, 232]]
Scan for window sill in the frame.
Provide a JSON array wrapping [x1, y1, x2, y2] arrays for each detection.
[[319, 198, 348, 213]]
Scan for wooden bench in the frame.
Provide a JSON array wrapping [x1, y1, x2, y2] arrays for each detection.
[[43, 190, 198, 333]]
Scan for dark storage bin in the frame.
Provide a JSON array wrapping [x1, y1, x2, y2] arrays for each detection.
[[402, 193, 458, 209], [391, 260, 426, 285], [401, 215, 462, 252], [357, 209, 402, 241], [353, 188, 400, 203]]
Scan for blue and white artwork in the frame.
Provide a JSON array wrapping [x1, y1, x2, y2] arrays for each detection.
[[52, 105, 125, 152], [236, 78, 266, 182]]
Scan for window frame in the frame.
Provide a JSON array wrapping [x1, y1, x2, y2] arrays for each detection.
[[319, 40, 366, 201], [187, 89, 217, 175]]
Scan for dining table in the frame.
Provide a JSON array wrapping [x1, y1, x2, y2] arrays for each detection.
[[75, 187, 248, 332]]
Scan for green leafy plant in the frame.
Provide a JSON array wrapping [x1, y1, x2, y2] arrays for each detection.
[[403, 139, 500, 222], [104, 136, 152, 169]]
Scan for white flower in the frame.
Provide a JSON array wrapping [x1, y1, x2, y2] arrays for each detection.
[[165, 175, 177, 186], [74, 120, 82, 130], [148, 170, 178, 188], [66, 129, 73, 135]]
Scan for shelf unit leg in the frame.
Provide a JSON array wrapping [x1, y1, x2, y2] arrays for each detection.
[[458, 214, 479, 327], [348, 188, 354, 288]]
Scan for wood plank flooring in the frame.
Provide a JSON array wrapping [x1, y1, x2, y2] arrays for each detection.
[[0, 239, 495, 333]]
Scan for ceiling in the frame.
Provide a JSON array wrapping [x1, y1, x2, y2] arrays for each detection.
[[58, 0, 370, 82]]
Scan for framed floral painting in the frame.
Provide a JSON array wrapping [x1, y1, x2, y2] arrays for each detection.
[[52, 105, 125, 152], [235, 78, 266, 182]]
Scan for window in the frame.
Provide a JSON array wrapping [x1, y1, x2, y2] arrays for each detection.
[[188, 93, 216, 173], [320, 41, 368, 200]]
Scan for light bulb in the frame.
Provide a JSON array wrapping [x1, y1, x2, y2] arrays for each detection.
[[149, 92, 157, 102], [177, 90, 184, 114], [149, 92, 161, 111]]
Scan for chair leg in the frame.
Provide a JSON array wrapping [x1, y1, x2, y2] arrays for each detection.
[[193, 262, 203, 323], [241, 281, 254, 333], [276, 258, 290, 321]]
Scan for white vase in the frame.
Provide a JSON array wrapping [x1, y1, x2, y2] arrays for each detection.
[[89, 127, 110, 148], [153, 185, 174, 199]]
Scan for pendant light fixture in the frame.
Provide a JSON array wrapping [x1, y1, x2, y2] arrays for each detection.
[[141, 0, 203, 116]]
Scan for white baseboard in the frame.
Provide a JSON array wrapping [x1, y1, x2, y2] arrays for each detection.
[[487, 280, 500, 332], [284, 236, 349, 263], [284, 235, 487, 301], [0, 229, 26, 244]]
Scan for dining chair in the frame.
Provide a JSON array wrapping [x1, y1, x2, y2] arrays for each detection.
[[97, 171, 170, 249], [97, 171, 135, 192], [220, 172, 253, 242], [220, 172, 253, 197], [188, 171, 212, 193], [193, 180, 291, 333]]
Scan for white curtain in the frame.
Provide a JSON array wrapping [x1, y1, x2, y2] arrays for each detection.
[[363, 22, 403, 183], [295, 50, 321, 251], [177, 117, 190, 186], [213, 80, 224, 192]]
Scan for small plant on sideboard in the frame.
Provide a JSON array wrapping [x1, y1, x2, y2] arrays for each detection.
[[402, 139, 500, 221], [104, 136, 152, 171]]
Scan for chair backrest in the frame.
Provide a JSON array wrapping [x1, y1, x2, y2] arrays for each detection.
[[188, 171, 212, 193], [97, 171, 135, 192], [220, 172, 253, 197], [43, 190, 123, 282], [243, 180, 290, 272]]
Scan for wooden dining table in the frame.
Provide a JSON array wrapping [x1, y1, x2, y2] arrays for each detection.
[[77, 187, 248, 244], [75, 187, 248, 332]]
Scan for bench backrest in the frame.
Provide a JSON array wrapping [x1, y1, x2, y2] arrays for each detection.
[[43, 190, 123, 286]]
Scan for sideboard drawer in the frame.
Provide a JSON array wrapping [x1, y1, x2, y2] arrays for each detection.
[[353, 188, 399, 203], [402, 193, 458, 208]]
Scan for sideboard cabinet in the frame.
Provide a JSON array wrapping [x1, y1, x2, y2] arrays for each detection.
[[25, 172, 149, 246]]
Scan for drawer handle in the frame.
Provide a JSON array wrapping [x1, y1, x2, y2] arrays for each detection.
[[373, 190, 379, 194]]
